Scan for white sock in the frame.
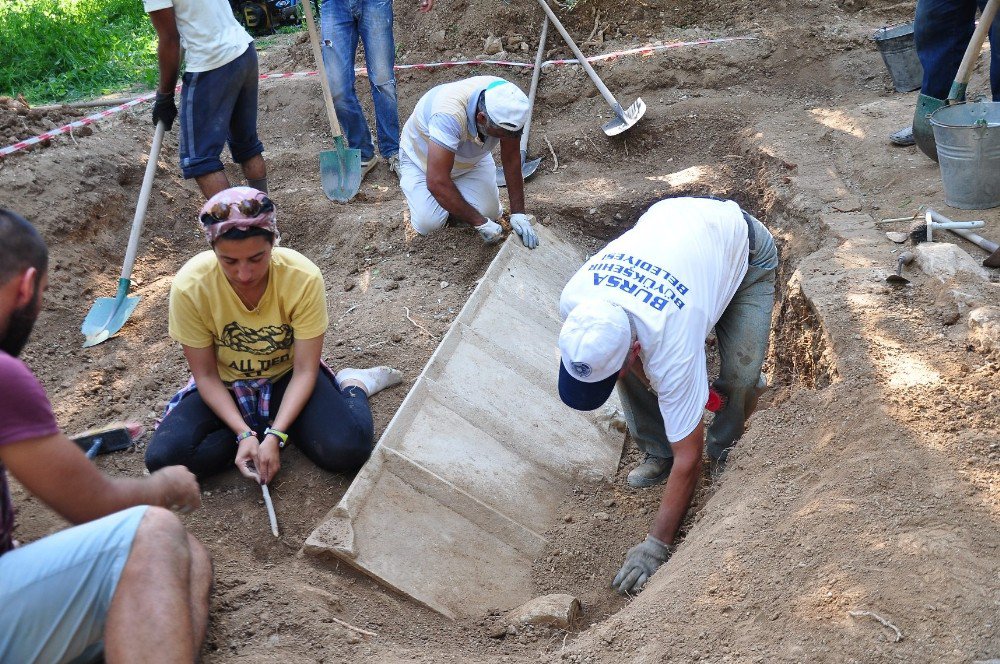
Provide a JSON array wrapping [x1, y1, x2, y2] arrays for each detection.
[[336, 366, 403, 396]]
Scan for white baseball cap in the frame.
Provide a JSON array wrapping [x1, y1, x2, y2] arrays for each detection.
[[482, 80, 530, 132], [558, 300, 632, 410]]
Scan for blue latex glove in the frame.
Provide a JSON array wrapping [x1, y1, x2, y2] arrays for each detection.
[[612, 534, 673, 595], [509, 213, 539, 249], [476, 218, 504, 245]]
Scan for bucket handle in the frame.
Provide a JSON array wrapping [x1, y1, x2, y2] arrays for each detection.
[[974, 117, 989, 140]]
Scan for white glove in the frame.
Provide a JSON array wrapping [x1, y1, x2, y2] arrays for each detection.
[[612, 534, 673, 595], [476, 218, 504, 245], [509, 213, 539, 249]]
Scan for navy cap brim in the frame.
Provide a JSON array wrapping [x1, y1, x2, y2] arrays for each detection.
[[558, 361, 618, 411]]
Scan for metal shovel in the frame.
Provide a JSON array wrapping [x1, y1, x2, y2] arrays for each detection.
[[497, 18, 548, 187], [534, 0, 645, 136], [302, 0, 362, 202], [81, 121, 165, 348]]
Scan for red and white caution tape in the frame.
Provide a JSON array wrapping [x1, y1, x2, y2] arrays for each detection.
[[1, 36, 754, 159], [0, 92, 156, 158]]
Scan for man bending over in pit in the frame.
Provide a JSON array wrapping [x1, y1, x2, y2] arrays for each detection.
[[556, 197, 777, 595], [146, 0, 269, 198], [0, 208, 211, 663]]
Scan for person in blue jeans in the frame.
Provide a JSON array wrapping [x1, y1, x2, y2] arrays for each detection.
[[555, 197, 777, 596], [890, 0, 1000, 154], [320, 0, 431, 180]]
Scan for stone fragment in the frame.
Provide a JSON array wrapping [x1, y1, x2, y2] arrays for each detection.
[[506, 594, 581, 629], [913, 243, 989, 283], [484, 35, 503, 55], [968, 306, 1000, 353]]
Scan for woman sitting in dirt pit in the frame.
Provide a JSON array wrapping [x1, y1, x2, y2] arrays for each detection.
[[145, 186, 402, 485]]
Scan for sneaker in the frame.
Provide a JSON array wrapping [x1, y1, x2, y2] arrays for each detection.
[[387, 154, 401, 180], [626, 453, 673, 488], [889, 126, 915, 147], [360, 155, 379, 180]]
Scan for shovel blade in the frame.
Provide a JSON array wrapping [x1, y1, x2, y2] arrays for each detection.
[[320, 137, 362, 203], [603, 98, 646, 137], [81, 294, 141, 347], [496, 152, 544, 188]]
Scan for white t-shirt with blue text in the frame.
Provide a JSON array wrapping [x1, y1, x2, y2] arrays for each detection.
[[559, 198, 750, 443]]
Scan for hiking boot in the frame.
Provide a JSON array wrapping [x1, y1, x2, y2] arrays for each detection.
[[360, 155, 380, 180], [387, 154, 401, 180], [889, 126, 915, 147], [627, 453, 673, 488]]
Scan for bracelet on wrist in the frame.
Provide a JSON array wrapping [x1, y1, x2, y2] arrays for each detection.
[[235, 430, 257, 444], [264, 427, 289, 449]]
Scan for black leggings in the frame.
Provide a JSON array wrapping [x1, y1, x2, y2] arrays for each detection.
[[145, 370, 375, 480]]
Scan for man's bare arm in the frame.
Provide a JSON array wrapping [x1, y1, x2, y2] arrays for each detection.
[[649, 420, 704, 544], [426, 143, 489, 226], [499, 137, 525, 214], [148, 8, 181, 94], [0, 434, 200, 524]]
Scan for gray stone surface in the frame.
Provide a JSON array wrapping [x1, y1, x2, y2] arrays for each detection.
[[305, 224, 624, 619]]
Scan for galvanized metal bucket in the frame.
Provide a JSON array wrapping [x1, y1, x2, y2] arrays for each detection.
[[930, 102, 1000, 210], [873, 23, 923, 92]]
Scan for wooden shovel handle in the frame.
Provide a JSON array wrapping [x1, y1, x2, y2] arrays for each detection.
[[952, 0, 1000, 95], [301, 0, 345, 139]]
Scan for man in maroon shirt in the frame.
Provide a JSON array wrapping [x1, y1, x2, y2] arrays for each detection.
[[0, 209, 212, 663]]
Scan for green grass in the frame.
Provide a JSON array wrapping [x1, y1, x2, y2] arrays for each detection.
[[0, 0, 159, 104]]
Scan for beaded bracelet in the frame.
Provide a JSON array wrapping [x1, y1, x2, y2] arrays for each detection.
[[235, 430, 257, 444]]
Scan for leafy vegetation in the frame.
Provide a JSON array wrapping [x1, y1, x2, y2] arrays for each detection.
[[0, 0, 159, 104]]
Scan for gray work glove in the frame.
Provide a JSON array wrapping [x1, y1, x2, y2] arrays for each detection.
[[509, 213, 539, 249], [612, 534, 673, 595], [476, 218, 504, 245]]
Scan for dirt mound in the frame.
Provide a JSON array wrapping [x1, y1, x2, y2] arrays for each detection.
[[0, 95, 86, 154]]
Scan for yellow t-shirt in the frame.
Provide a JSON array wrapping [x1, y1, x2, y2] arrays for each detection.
[[169, 247, 329, 383]]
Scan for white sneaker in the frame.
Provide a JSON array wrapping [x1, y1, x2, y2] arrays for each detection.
[[387, 154, 401, 180], [360, 155, 379, 180]]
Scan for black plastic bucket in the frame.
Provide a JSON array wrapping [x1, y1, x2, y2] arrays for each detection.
[[874, 23, 923, 93]]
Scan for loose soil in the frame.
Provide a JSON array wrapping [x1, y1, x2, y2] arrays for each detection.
[[1, 0, 999, 662]]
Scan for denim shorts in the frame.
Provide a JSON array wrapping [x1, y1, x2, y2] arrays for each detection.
[[0, 506, 148, 664], [179, 46, 265, 179]]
